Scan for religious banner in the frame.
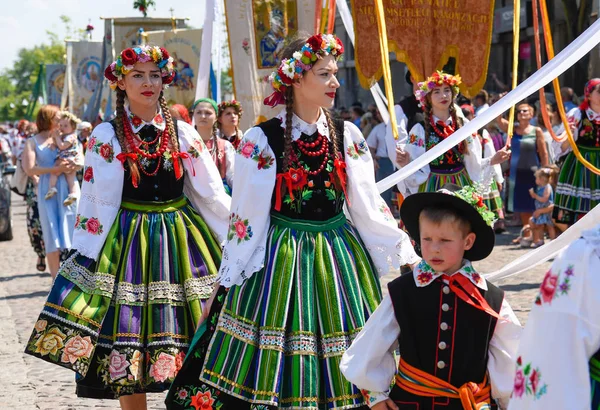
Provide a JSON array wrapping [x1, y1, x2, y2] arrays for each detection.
[[65, 41, 104, 118], [111, 17, 186, 54], [145, 28, 202, 108], [45, 64, 65, 106], [350, 0, 496, 97], [224, 0, 315, 130]]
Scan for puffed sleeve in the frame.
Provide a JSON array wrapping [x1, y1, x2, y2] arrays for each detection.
[[340, 295, 399, 407], [551, 107, 580, 160], [481, 130, 504, 184], [177, 121, 231, 243], [507, 232, 600, 410], [344, 121, 419, 275], [215, 126, 277, 287], [401, 123, 429, 195], [223, 139, 235, 190], [463, 131, 494, 188], [71, 122, 124, 260], [487, 298, 522, 409]]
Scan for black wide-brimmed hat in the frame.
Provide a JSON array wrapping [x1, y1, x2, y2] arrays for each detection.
[[400, 184, 496, 261]]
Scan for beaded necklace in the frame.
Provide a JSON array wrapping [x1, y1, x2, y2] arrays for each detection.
[[294, 133, 330, 176]]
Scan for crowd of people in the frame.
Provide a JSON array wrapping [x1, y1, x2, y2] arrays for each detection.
[[1, 32, 599, 410]]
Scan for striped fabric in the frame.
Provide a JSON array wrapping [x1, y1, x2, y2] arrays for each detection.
[[482, 180, 503, 218], [555, 147, 600, 221], [419, 167, 472, 193], [591, 357, 600, 409], [25, 196, 221, 399], [198, 212, 382, 409]]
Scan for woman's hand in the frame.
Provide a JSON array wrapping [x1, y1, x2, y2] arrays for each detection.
[[496, 181, 503, 192], [396, 148, 410, 167], [490, 146, 511, 166], [52, 159, 76, 175], [197, 282, 221, 328], [372, 399, 398, 410]]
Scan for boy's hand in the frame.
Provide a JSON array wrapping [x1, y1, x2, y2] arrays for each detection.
[[371, 399, 399, 410]]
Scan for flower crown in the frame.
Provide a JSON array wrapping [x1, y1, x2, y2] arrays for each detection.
[[449, 185, 496, 227], [264, 34, 344, 107], [415, 71, 462, 106], [104, 45, 175, 90], [218, 100, 243, 118]]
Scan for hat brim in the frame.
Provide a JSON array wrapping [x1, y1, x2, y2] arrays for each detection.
[[400, 192, 495, 261]]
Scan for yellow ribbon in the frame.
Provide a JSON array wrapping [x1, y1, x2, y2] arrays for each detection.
[[538, 0, 600, 175], [506, 0, 521, 144], [373, 0, 399, 140]]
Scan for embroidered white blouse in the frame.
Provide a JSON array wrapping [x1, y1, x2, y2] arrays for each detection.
[[481, 129, 504, 185], [340, 260, 522, 409], [398, 116, 494, 196], [551, 107, 600, 160], [507, 227, 600, 410], [215, 108, 420, 287], [71, 115, 231, 261]]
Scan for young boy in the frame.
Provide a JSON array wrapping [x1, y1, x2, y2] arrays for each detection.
[[340, 184, 522, 409]]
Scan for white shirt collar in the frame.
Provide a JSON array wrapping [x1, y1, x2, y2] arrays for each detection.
[[276, 108, 330, 141], [586, 108, 600, 122], [125, 105, 166, 133], [413, 259, 488, 290], [432, 114, 453, 125]]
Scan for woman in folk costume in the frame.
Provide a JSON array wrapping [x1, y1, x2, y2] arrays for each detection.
[[395, 72, 510, 196], [553, 78, 600, 225], [24, 45, 231, 409], [216, 100, 245, 149], [166, 33, 419, 410], [507, 224, 600, 409], [191, 98, 235, 195]]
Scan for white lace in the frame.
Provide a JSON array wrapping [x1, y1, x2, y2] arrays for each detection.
[[59, 252, 114, 296], [275, 108, 330, 141]]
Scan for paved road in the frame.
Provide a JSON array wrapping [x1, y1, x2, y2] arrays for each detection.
[[0, 193, 551, 409]]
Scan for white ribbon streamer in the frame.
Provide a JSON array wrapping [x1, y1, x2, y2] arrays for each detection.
[[375, 18, 600, 194], [195, 0, 214, 100]]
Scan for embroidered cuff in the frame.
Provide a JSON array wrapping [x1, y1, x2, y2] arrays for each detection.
[[361, 389, 389, 408]]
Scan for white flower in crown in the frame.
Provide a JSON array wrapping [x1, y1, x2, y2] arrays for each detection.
[[292, 51, 303, 61], [281, 60, 296, 79]]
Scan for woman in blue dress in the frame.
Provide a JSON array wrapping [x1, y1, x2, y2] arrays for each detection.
[[22, 105, 80, 279]]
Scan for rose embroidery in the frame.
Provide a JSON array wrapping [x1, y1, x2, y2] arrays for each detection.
[[239, 141, 256, 158], [379, 203, 394, 222], [108, 350, 130, 381], [85, 217, 101, 235], [540, 270, 558, 304], [190, 390, 216, 410], [513, 369, 525, 398], [227, 213, 253, 244], [33, 327, 66, 356], [83, 166, 94, 183], [75, 215, 104, 235], [149, 352, 177, 383], [34, 319, 47, 333], [99, 144, 113, 160], [512, 356, 547, 400], [535, 265, 574, 305], [236, 139, 274, 169], [90, 140, 114, 163], [61, 335, 93, 364]]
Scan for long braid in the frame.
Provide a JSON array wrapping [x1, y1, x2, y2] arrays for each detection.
[[282, 88, 295, 172], [449, 99, 466, 153], [159, 92, 179, 152], [423, 100, 432, 142], [114, 88, 140, 183], [323, 109, 339, 160]]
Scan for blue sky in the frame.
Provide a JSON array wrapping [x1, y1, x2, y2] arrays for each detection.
[[0, 0, 207, 72]]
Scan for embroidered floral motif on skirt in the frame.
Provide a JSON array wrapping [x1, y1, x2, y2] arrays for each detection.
[[170, 212, 379, 410], [24, 196, 221, 399]]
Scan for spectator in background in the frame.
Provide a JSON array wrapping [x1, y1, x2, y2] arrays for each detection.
[[474, 89, 490, 116], [339, 107, 352, 121], [76, 121, 92, 153], [359, 112, 375, 138], [561, 86, 578, 112], [366, 116, 394, 209], [350, 106, 365, 128]]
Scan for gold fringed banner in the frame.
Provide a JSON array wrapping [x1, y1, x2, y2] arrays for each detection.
[[350, 0, 496, 97]]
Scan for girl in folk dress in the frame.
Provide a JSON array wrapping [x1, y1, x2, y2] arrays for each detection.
[[191, 98, 235, 194], [216, 100, 244, 149], [24, 45, 231, 410], [395, 72, 510, 197], [166, 33, 419, 410]]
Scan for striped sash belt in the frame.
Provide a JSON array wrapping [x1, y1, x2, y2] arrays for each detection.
[[395, 358, 493, 410]]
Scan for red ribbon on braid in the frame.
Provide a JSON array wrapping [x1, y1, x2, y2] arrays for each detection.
[[264, 91, 286, 108], [172, 151, 194, 180], [274, 172, 294, 211], [116, 152, 139, 188]]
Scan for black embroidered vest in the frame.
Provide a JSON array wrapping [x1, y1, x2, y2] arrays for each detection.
[[387, 273, 504, 410], [423, 120, 465, 172], [110, 120, 184, 202], [257, 117, 345, 221], [576, 109, 600, 148]]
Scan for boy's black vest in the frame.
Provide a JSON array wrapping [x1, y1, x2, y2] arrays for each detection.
[[387, 272, 504, 409]]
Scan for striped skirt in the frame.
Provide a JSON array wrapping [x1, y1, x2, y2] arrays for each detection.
[[554, 147, 600, 224], [483, 180, 504, 218], [592, 357, 600, 408], [167, 212, 381, 410], [419, 166, 472, 193], [24, 196, 221, 399]]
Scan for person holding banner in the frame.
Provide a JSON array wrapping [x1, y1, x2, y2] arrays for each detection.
[[553, 78, 600, 225], [191, 98, 235, 195], [507, 224, 600, 410], [395, 71, 510, 197], [166, 33, 419, 410], [24, 45, 231, 409], [216, 100, 244, 149]]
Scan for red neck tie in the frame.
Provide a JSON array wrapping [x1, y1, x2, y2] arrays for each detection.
[[442, 274, 500, 319]]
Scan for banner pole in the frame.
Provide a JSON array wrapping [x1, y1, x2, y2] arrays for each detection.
[[506, 0, 521, 145]]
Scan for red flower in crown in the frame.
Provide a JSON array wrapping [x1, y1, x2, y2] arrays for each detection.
[[162, 71, 175, 85], [307, 34, 322, 51], [121, 48, 138, 66], [335, 37, 344, 54], [104, 66, 118, 83], [160, 47, 170, 60]]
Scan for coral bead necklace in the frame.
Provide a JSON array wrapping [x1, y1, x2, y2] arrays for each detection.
[[294, 133, 330, 176]]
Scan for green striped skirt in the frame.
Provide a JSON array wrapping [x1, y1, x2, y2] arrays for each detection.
[[483, 180, 504, 217], [419, 166, 472, 193], [24, 196, 221, 399], [168, 212, 381, 410], [591, 357, 600, 408], [554, 147, 600, 223]]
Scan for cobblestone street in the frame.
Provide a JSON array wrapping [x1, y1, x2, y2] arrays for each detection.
[[0, 192, 551, 409]]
